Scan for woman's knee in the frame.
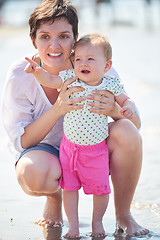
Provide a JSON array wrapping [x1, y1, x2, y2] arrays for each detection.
[[108, 119, 142, 151], [16, 152, 62, 193]]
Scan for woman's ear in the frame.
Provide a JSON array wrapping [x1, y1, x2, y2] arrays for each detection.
[[75, 33, 79, 42], [72, 33, 79, 49], [104, 60, 112, 73], [31, 37, 37, 49]]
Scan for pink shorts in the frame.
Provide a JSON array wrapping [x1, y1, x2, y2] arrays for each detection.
[[59, 134, 111, 195]]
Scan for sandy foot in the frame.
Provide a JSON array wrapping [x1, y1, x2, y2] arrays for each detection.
[[64, 233, 80, 239], [36, 192, 63, 227], [115, 213, 149, 237], [91, 221, 106, 238], [64, 222, 80, 239]]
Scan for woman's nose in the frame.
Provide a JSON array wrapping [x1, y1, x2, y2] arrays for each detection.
[[50, 38, 60, 48]]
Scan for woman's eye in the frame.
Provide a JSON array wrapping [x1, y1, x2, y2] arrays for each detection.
[[60, 35, 68, 39], [41, 35, 49, 40], [88, 58, 94, 61]]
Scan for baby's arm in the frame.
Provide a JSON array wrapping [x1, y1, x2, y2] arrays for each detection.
[[115, 93, 136, 119], [24, 57, 62, 89]]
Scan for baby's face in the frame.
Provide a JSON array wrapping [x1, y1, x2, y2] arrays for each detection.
[[74, 43, 107, 86]]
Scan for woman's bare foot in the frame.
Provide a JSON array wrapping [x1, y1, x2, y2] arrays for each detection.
[[91, 221, 106, 238], [36, 190, 63, 227], [115, 213, 149, 236]]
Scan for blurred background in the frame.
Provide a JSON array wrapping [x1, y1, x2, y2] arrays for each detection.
[[0, 0, 160, 27], [0, 0, 160, 239]]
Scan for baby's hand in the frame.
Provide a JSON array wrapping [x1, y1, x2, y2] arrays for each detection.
[[24, 57, 41, 74], [120, 106, 135, 119]]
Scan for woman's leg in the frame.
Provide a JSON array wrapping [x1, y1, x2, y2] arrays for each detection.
[[63, 190, 80, 238], [16, 150, 62, 226], [91, 194, 109, 237], [107, 119, 149, 236]]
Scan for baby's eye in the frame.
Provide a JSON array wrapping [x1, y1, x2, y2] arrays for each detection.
[[75, 58, 80, 62], [88, 57, 94, 61]]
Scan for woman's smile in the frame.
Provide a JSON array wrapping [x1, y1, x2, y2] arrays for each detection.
[[47, 52, 63, 60], [48, 53, 62, 57]]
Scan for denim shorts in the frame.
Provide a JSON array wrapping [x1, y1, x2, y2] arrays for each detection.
[[15, 143, 59, 167]]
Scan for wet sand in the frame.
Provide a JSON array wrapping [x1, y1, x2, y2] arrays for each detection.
[[0, 4, 160, 239]]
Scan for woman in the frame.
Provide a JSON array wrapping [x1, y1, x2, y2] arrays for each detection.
[[2, 0, 149, 236]]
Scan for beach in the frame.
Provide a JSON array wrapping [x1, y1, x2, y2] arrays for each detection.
[[0, 0, 160, 239]]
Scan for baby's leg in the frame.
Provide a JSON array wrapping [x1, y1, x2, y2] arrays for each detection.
[[63, 190, 80, 239], [91, 194, 109, 238]]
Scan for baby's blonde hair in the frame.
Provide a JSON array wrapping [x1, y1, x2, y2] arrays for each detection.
[[74, 33, 112, 60]]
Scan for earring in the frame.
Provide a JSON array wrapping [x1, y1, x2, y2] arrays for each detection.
[[70, 49, 74, 56]]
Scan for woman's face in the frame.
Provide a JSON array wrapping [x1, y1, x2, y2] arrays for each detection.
[[34, 17, 75, 74]]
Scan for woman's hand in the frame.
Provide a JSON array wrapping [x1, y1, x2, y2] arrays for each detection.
[[53, 77, 86, 116], [86, 90, 117, 117], [86, 89, 141, 129]]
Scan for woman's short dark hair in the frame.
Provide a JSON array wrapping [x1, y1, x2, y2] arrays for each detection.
[[29, 0, 78, 41]]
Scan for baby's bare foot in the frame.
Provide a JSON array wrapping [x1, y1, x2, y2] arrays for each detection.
[[90, 233, 106, 238], [91, 220, 106, 238], [64, 233, 80, 239], [64, 222, 80, 239]]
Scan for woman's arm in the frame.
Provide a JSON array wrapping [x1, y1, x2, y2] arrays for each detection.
[[86, 90, 141, 129], [21, 105, 62, 149], [21, 78, 86, 149]]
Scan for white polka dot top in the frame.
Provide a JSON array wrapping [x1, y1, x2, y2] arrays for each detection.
[[59, 69, 124, 145]]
